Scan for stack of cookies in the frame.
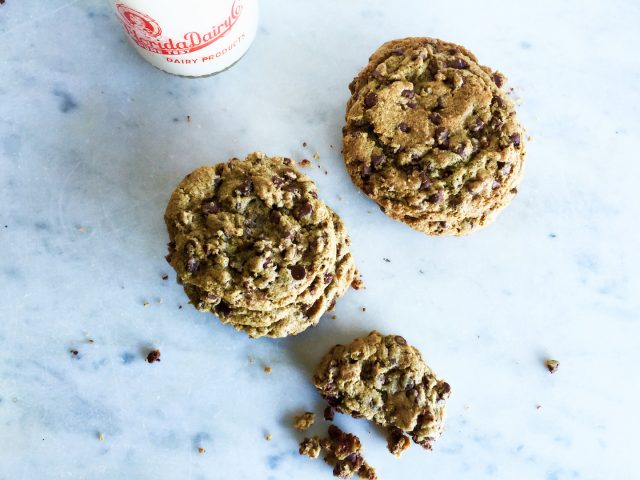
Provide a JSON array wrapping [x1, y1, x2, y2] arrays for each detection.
[[164, 152, 358, 338]]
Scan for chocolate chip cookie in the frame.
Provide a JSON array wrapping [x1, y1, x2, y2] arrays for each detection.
[[313, 331, 450, 451], [343, 37, 526, 236], [165, 152, 358, 338]]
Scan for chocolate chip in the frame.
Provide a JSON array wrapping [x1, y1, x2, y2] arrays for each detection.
[[234, 179, 253, 196], [401, 89, 414, 99], [293, 202, 313, 219], [429, 112, 442, 125], [271, 175, 285, 187], [269, 210, 280, 224], [434, 127, 449, 147], [324, 273, 334, 284], [454, 144, 466, 155], [205, 292, 219, 303], [438, 381, 452, 398], [146, 349, 161, 363], [201, 201, 220, 215], [328, 424, 341, 440], [510, 133, 521, 147], [428, 61, 439, 76], [372, 69, 383, 80], [216, 301, 231, 316], [470, 118, 484, 132], [361, 164, 372, 179], [394, 335, 407, 345], [283, 157, 292, 165], [370, 154, 386, 169], [262, 257, 272, 269], [398, 122, 411, 133], [492, 95, 506, 108], [283, 182, 301, 195], [448, 58, 469, 69], [186, 257, 200, 274], [324, 406, 336, 421], [419, 171, 431, 190], [428, 189, 444, 204], [363, 92, 378, 109], [213, 177, 222, 188], [391, 47, 404, 56], [407, 101, 418, 109], [290, 265, 306, 280], [491, 116, 505, 130], [492, 72, 505, 88]]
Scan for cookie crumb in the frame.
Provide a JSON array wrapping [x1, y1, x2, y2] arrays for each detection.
[[161, 274, 169, 280], [98, 432, 105, 441], [78, 226, 86, 233], [331, 315, 337, 320], [69, 349, 79, 357], [265, 433, 272, 441], [351, 277, 364, 290], [302, 142, 308, 147], [146, 349, 161, 363], [299, 426, 377, 479], [545, 359, 560, 374], [294, 412, 315, 431], [386, 427, 411, 457], [361, 307, 366, 312], [299, 159, 312, 167], [186, 115, 191, 123], [198, 447, 206, 454], [299, 436, 322, 458], [383, 258, 391, 263], [178, 305, 183, 309], [143, 301, 150, 308], [313, 153, 320, 160], [536, 405, 542, 410], [264, 366, 272, 374]]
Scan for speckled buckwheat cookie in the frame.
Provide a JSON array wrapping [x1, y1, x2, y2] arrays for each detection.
[[165, 152, 358, 338], [313, 331, 450, 451], [343, 37, 526, 236]]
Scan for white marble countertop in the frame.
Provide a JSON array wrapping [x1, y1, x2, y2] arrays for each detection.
[[1, 1, 639, 478]]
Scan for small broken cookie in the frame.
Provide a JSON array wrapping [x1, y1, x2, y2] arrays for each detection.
[[386, 427, 411, 457], [294, 412, 315, 431], [146, 349, 161, 363], [314, 331, 450, 451], [299, 425, 377, 479]]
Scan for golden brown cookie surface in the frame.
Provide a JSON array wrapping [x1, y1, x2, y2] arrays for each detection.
[[343, 37, 526, 236]]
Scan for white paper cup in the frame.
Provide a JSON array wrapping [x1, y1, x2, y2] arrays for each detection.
[[109, 0, 258, 77]]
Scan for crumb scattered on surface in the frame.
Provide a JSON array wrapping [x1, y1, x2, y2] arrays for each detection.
[[299, 436, 322, 458], [69, 349, 79, 357], [98, 432, 105, 441], [294, 412, 315, 431], [302, 142, 308, 147], [536, 405, 542, 410], [78, 226, 86, 233], [146, 349, 161, 363], [313, 153, 320, 160], [299, 426, 377, 479], [545, 359, 560, 374], [143, 301, 150, 308], [383, 258, 391, 263], [300, 159, 312, 167], [324, 406, 335, 421], [161, 274, 169, 280], [178, 305, 183, 309], [361, 307, 366, 312], [331, 315, 337, 320], [264, 366, 272, 374], [386, 427, 411, 457], [186, 115, 191, 123], [198, 447, 206, 454], [265, 433, 272, 441]]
